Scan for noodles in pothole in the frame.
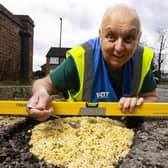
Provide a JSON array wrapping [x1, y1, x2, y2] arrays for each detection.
[[29, 117, 134, 168]]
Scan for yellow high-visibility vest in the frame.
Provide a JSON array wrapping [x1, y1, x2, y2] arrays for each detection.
[[66, 43, 154, 101]]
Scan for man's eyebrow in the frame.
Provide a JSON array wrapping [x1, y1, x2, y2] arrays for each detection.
[[126, 28, 138, 35], [104, 26, 116, 31], [104, 26, 138, 32]]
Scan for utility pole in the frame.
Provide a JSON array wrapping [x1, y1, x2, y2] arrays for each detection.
[[59, 17, 62, 48]]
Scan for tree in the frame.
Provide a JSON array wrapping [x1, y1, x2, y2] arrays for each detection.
[[153, 28, 168, 80]]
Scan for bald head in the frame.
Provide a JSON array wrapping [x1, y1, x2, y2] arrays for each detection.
[[100, 4, 141, 33], [99, 4, 142, 71]]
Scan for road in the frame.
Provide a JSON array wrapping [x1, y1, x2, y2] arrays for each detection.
[[157, 85, 168, 102]]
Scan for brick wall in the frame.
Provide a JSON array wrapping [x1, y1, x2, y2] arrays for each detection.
[[0, 4, 34, 81]]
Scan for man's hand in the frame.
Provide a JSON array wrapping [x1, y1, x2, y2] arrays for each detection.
[[27, 88, 53, 121], [118, 97, 144, 112], [118, 89, 159, 113], [26, 75, 55, 121]]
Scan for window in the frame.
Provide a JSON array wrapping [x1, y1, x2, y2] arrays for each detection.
[[49, 57, 59, 64], [60, 57, 65, 63]]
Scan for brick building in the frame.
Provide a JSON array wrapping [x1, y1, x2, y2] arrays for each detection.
[[0, 4, 34, 81], [41, 47, 70, 75]]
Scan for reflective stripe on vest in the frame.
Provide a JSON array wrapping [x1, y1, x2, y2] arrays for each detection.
[[66, 43, 154, 101], [137, 47, 154, 95], [66, 46, 85, 101]]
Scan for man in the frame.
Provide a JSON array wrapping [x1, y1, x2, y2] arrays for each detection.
[[27, 4, 159, 121]]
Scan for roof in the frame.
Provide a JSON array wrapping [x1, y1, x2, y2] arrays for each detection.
[[46, 47, 71, 57], [0, 4, 34, 28]]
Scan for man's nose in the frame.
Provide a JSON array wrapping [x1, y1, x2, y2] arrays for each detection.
[[114, 38, 124, 52]]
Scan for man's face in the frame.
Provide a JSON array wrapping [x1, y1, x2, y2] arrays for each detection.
[[99, 14, 141, 70]]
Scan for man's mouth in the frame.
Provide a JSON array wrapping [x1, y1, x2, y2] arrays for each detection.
[[112, 54, 124, 58]]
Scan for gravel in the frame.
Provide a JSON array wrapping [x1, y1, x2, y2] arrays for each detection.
[[119, 117, 168, 168], [0, 118, 58, 168]]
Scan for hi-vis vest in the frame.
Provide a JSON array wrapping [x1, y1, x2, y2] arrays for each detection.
[[66, 42, 154, 102]]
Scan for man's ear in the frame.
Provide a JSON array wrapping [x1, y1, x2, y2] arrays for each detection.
[[99, 29, 103, 39], [137, 31, 142, 41], [99, 29, 102, 36]]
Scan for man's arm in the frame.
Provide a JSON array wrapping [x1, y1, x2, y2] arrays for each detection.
[[32, 75, 56, 95], [27, 56, 79, 121], [119, 64, 160, 113], [139, 88, 159, 102]]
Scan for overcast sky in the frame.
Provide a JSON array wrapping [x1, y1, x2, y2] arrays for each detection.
[[1, 0, 168, 71]]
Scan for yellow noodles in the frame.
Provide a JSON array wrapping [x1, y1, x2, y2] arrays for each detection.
[[29, 117, 134, 168]]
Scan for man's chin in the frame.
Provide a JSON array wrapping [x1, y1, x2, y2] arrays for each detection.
[[109, 62, 123, 71]]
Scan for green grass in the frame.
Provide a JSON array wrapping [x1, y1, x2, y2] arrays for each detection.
[[159, 80, 168, 85], [0, 80, 33, 85]]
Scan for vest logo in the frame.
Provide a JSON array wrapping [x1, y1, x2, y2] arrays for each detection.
[[96, 92, 109, 99]]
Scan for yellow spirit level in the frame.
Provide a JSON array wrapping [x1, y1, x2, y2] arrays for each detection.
[[0, 101, 168, 117]]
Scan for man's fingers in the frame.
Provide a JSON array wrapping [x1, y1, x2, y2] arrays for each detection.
[[28, 95, 39, 107], [118, 97, 125, 108], [28, 107, 53, 121], [35, 95, 50, 109], [129, 97, 138, 112], [122, 98, 131, 112], [119, 97, 131, 112], [136, 97, 144, 106], [119, 97, 144, 112]]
